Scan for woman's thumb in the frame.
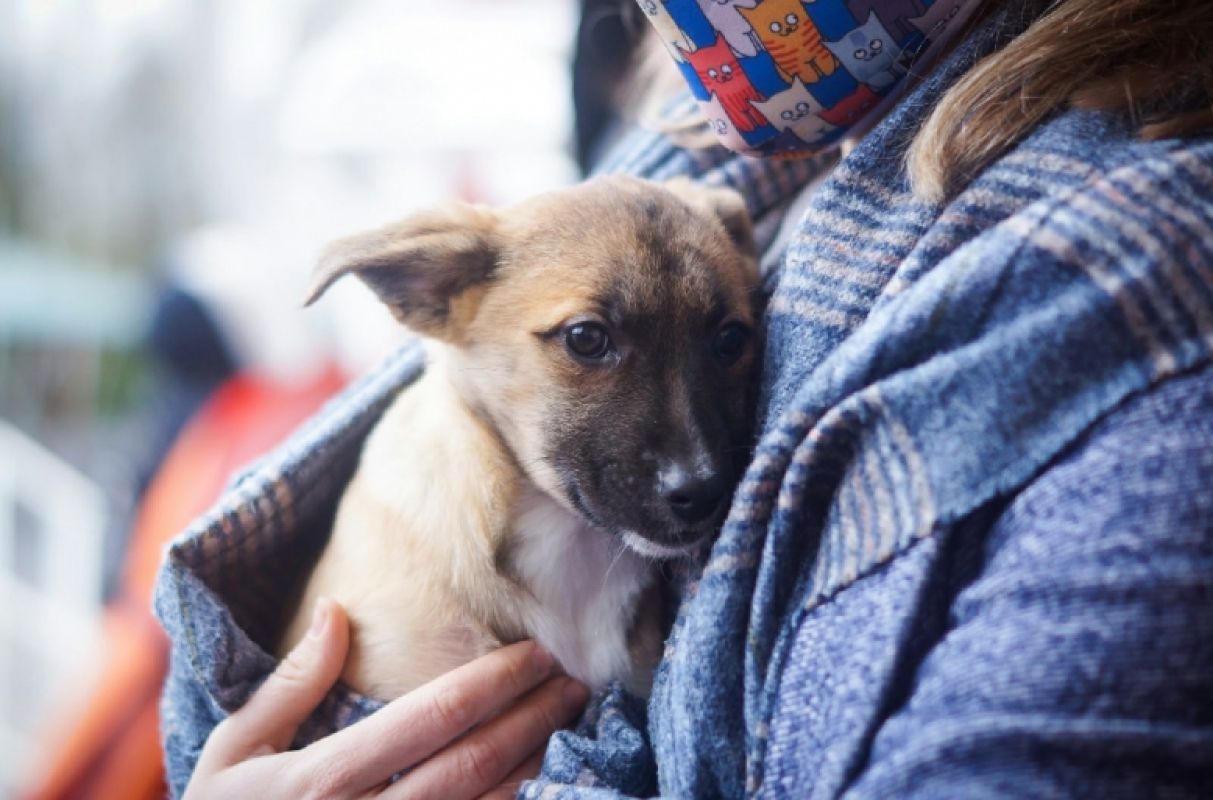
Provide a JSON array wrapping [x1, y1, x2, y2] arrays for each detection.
[[211, 597, 350, 762]]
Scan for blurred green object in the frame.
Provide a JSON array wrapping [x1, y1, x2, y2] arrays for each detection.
[[0, 237, 153, 430], [0, 239, 151, 346]]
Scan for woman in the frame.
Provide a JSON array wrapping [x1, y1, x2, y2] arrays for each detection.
[[167, 0, 1213, 796]]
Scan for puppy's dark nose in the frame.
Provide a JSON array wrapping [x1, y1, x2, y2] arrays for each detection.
[[659, 465, 728, 523]]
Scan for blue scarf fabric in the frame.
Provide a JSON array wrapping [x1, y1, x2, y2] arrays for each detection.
[[526, 5, 1213, 797]]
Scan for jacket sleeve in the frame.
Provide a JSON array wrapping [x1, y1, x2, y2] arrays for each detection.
[[844, 366, 1213, 798]]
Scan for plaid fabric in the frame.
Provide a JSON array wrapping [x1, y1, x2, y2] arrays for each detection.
[[155, 345, 424, 793], [155, 3, 1213, 797]]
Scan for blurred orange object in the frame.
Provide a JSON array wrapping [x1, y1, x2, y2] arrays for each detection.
[[22, 365, 347, 800]]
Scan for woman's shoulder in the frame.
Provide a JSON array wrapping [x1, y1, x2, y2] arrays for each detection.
[[901, 112, 1213, 338], [843, 363, 1213, 800], [976, 111, 1213, 242], [994, 362, 1213, 555]]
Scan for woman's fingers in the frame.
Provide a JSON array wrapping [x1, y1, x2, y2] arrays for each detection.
[[382, 675, 588, 800], [301, 641, 559, 791], [476, 749, 547, 800], [205, 597, 349, 765], [190, 629, 581, 800]]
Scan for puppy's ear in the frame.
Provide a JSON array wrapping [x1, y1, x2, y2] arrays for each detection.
[[661, 177, 756, 261], [305, 204, 499, 340]]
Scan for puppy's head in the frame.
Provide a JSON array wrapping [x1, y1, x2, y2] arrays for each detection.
[[309, 175, 759, 557]]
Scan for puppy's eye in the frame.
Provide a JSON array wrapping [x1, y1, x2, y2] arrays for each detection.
[[713, 322, 751, 365], [564, 322, 612, 361]]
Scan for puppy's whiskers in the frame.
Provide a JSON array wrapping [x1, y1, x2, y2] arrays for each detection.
[[516, 456, 552, 474], [602, 538, 630, 590]]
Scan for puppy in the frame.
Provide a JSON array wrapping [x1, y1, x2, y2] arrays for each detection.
[[280, 175, 759, 700]]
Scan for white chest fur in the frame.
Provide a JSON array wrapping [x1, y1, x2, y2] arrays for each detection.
[[507, 485, 655, 689], [289, 362, 660, 698]]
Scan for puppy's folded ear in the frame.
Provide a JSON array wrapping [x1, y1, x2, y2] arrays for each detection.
[[305, 204, 499, 340], [660, 178, 756, 263]]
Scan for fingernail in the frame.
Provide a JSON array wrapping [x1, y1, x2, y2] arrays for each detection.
[[532, 643, 554, 675], [562, 679, 589, 710], [308, 597, 332, 639]]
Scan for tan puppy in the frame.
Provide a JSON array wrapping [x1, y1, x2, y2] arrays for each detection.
[[281, 175, 759, 701]]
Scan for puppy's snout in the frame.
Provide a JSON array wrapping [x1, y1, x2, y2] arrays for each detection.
[[658, 463, 728, 524]]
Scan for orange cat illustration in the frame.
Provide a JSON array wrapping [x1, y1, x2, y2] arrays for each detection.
[[739, 0, 837, 85]]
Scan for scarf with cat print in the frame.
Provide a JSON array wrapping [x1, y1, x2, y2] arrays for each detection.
[[637, 0, 984, 157]]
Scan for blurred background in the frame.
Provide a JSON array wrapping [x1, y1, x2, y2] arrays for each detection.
[[0, 0, 654, 796]]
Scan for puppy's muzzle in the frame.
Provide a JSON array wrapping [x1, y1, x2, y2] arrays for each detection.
[[658, 462, 728, 524]]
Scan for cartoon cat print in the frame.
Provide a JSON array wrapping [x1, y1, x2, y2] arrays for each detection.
[[825, 12, 899, 90], [817, 83, 880, 127], [640, 0, 695, 60], [752, 76, 838, 142], [700, 92, 751, 150], [682, 34, 769, 132], [845, 0, 926, 40], [766, 127, 815, 153], [739, 0, 837, 85], [698, 0, 761, 57]]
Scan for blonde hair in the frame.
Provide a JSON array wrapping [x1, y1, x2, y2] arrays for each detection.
[[908, 0, 1213, 201]]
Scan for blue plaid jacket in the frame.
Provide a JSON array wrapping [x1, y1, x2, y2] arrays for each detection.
[[155, 5, 1213, 797]]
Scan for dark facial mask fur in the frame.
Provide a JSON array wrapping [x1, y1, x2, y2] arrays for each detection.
[[308, 175, 760, 556]]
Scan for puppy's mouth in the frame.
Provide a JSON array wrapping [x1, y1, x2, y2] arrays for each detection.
[[620, 530, 709, 560], [567, 483, 611, 530], [566, 483, 712, 561]]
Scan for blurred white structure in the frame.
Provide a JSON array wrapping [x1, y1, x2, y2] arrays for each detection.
[[1, 0, 580, 381], [0, 421, 106, 793], [0, 2, 582, 789]]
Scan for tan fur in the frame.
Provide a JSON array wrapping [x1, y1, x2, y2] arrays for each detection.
[[281, 357, 514, 696], [280, 176, 756, 701]]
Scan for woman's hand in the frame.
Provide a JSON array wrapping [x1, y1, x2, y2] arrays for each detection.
[[185, 598, 589, 799]]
